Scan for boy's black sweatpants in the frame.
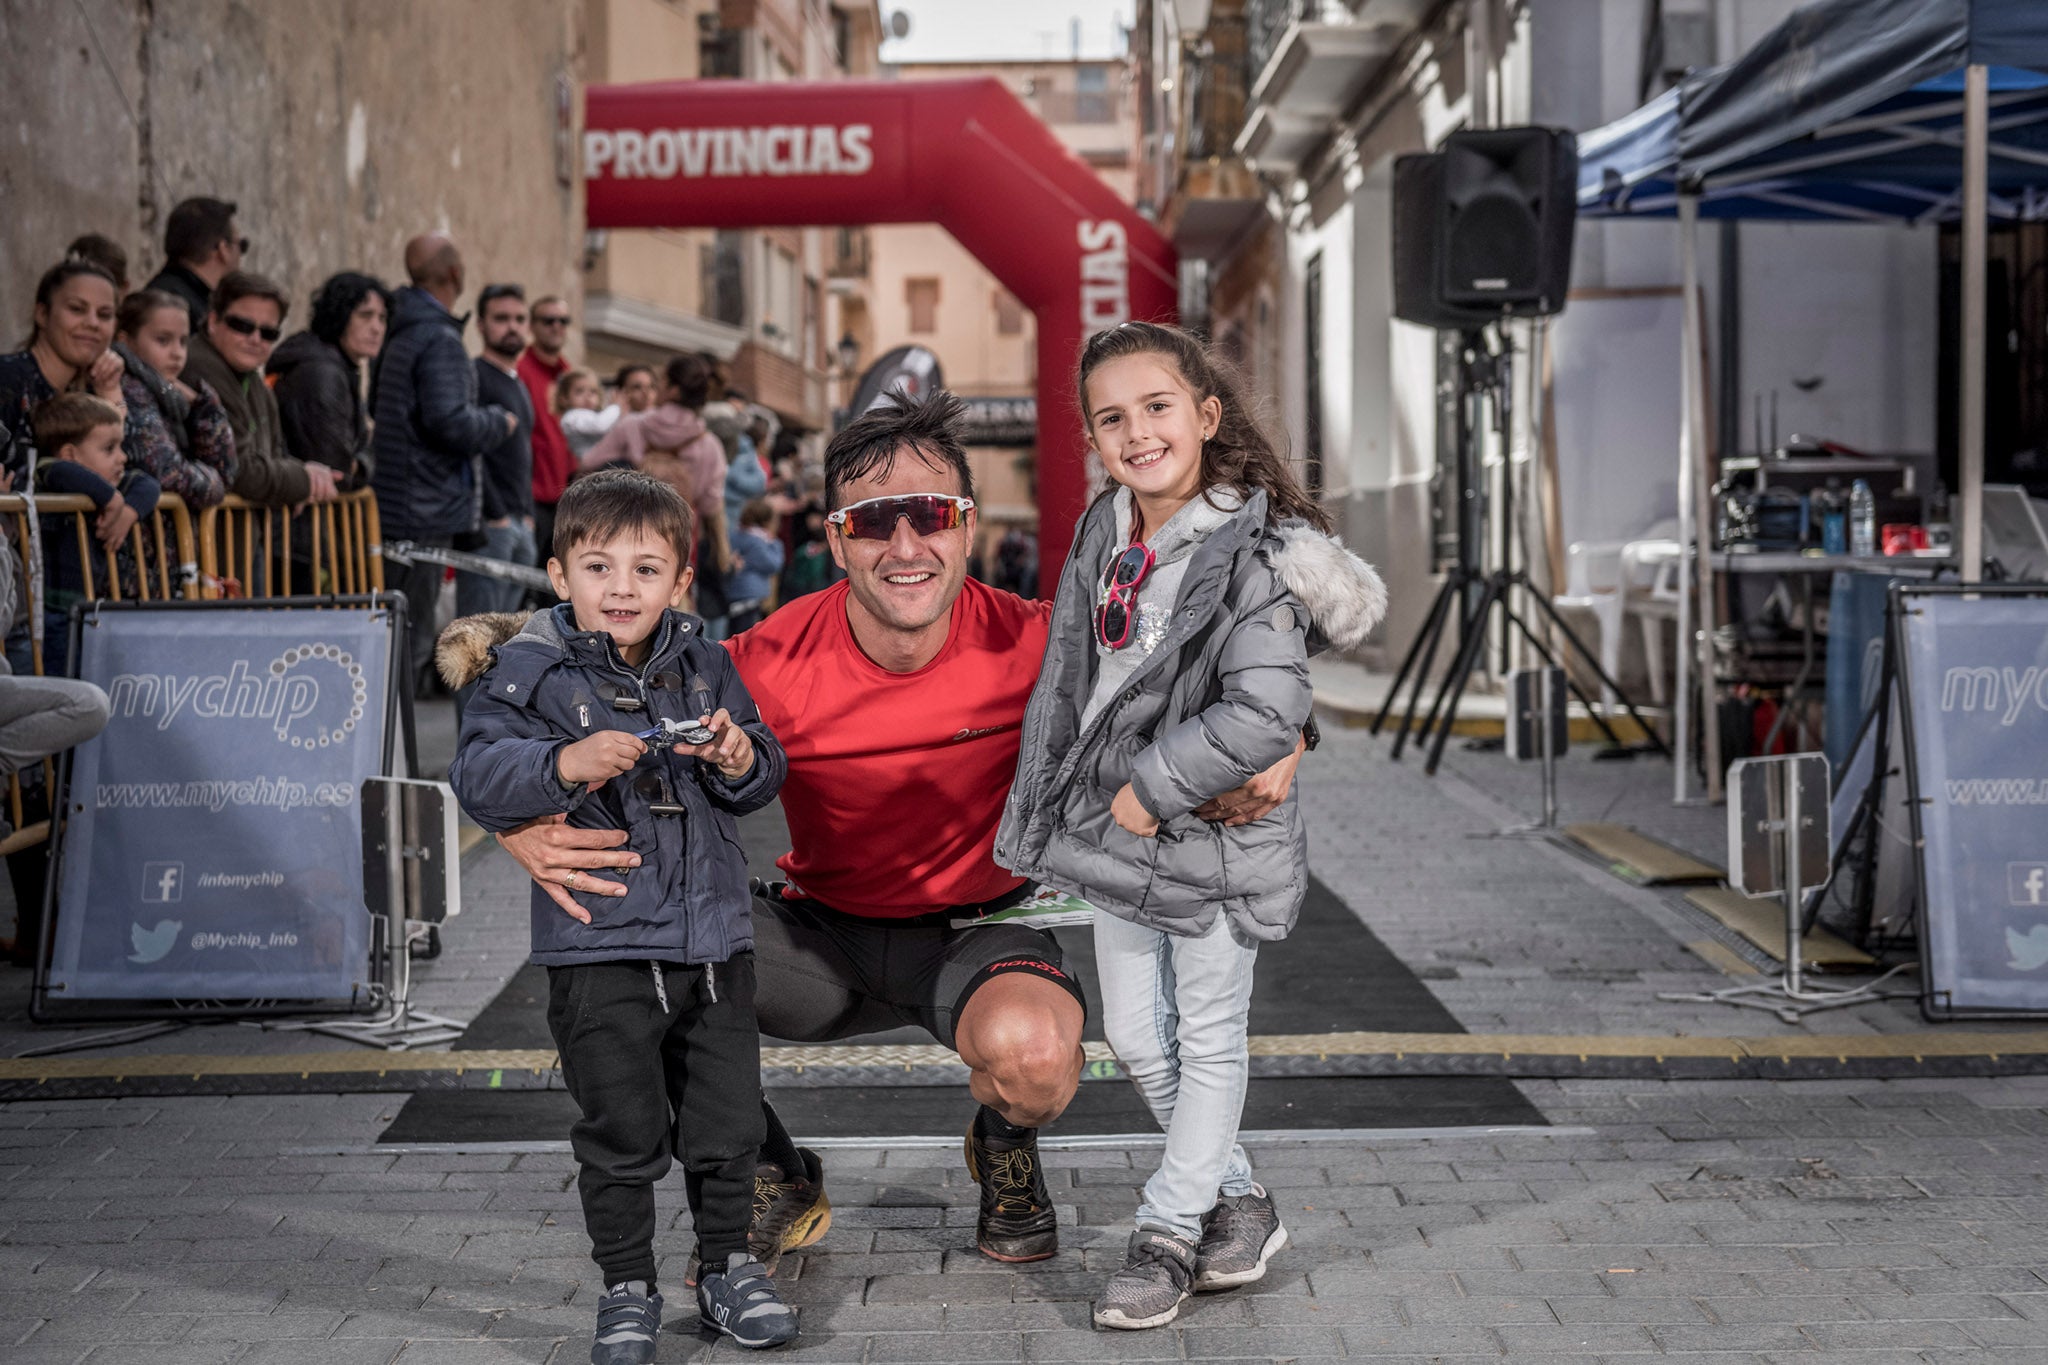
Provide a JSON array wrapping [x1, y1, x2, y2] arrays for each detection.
[[545, 954, 766, 1288]]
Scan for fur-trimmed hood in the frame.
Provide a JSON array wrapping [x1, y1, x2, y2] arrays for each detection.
[[437, 611, 535, 690], [1268, 522, 1387, 654]]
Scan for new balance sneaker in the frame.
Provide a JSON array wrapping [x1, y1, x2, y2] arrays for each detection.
[[695, 1251, 799, 1349], [963, 1109, 1057, 1262], [1092, 1226, 1197, 1330], [1193, 1183, 1289, 1291], [683, 1150, 832, 1287], [590, 1280, 662, 1365]]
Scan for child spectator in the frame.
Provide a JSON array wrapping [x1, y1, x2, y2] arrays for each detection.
[[443, 467, 798, 1357], [114, 289, 236, 509], [30, 394, 161, 676], [553, 366, 614, 463], [726, 497, 785, 634]]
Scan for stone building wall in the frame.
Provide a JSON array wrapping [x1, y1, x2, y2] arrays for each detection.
[[1, 0, 585, 338]]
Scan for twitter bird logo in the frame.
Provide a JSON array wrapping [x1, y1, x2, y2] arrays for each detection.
[[128, 919, 182, 964], [2006, 925, 2048, 972]]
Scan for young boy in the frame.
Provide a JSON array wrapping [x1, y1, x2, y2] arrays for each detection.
[[29, 392, 160, 676], [445, 467, 797, 1359]]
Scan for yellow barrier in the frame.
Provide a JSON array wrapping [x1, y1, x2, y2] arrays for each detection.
[[194, 487, 385, 599], [0, 491, 201, 876]]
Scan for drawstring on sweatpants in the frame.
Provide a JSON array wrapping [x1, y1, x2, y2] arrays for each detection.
[[650, 961, 669, 1014], [705, 960, 717, 1003]]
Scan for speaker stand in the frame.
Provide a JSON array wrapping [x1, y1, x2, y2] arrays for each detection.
[[1370, 325, 1668, 774]]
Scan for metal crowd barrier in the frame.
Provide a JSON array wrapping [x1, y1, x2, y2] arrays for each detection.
[[195, 488, 385, 599]]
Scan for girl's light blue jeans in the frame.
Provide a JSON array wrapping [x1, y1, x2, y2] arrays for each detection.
[[1094, 909, 1259, 1242]]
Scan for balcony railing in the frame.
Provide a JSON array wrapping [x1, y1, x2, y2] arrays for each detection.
[[828, 226, 870, 279], [1245, 0, 1353, 88]]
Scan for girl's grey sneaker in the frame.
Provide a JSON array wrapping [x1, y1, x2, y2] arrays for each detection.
[[591, 1280, 662, 1365], [1194, 1183, 1289, 1291], [1092, 1226, 1197, 1330], [696, 1251, 799, 1349]]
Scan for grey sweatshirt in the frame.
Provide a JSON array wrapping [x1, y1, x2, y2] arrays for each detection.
[[1080, 486, 1243, 730]]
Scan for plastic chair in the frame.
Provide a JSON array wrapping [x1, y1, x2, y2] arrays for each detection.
[[1622, 538, 1682, 705], [1553, 541, 1624, 711]]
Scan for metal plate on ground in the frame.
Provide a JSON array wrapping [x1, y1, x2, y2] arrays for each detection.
[[1564, 822, 1724, 883]]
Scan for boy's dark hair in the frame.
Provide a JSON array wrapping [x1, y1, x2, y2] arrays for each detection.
[[475, 282, 526, 317], [1076, 320, 1331, 532], [164, 197, 238, 265], [309, 271, 392, 347], [32, 393, 124, 460], [211, 270, 290, 321], [663, 353, 711, 411], [739, 497, 776, 529], [552, 467, 696, 565], [614, 362, 654, 389], [822, 389, 974, 512], [66, 233, 128, 289]]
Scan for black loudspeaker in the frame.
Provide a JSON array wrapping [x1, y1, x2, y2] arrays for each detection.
[[1391, 126, 1579, 328], [1393, 153, 1500, 330]]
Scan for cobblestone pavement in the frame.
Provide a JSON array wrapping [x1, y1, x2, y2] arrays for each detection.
[[5, 707, 2048, 1362]]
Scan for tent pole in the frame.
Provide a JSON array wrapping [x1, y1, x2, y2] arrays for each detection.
[[1674, 193, 1699, 803], [1961, 63, 1988, 585]]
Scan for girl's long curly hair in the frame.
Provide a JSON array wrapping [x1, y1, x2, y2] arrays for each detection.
[[1075, 320, 1330, 532]]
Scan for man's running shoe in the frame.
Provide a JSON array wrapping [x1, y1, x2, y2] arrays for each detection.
[[1092, 1227, 1196, 1330], [1193, 1183, 1289, 1290], [962, 1106, 1057, 1262], [683, 1150, 831, 1287], [695, 1252, 799, 1349], [590, 1280, 662, 1365]]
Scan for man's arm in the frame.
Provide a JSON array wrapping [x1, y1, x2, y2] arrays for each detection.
[[417, 335, 509, 458], [496, 816, 639, 924]]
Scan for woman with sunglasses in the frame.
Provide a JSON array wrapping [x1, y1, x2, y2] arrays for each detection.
[[182, 270, 337, 509], [994, 321, 1387, 1331]]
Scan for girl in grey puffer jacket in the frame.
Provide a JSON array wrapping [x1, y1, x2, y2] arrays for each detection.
[[994, 323, 1386, 1330]]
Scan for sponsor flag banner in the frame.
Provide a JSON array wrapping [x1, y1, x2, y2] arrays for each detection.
[[1898, 592, 2048, 1014], [46, 608, 391, 1001]]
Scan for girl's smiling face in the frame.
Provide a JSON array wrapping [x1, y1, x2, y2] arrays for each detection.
[[1082, 352, 1221, 519]]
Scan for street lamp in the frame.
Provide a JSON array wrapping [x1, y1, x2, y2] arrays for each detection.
[[836, 331, 860, 375]]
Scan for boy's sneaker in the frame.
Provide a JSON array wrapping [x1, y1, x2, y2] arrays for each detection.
[[695, 1251, 799, 1349], [590, 1280, 662, 1365], [682, 1150, 832, 1287], [963, 1109, 1057, 1262], [1092, 1226, 1197, 1330], [1193, 1183, 1289, 1291]]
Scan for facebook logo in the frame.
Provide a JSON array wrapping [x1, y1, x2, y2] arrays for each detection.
[[141, 862, 184, 903], [2012, 863, 2048, 907]]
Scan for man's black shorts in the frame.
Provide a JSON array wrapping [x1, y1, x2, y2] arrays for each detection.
[[749, 884, 1087, 1052]]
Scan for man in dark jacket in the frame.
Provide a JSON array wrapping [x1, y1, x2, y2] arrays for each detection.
[[371, 232, 515, 690], [459, 284, 537, 620], [144, 197, 245, 334]]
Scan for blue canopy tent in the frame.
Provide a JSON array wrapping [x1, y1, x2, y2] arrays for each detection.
[[1570, 0, 2048, 801]]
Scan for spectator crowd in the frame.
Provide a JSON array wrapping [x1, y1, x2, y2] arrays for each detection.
[[0, 198, 850, 702]]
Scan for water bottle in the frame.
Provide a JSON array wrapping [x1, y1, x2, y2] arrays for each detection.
[[1849, 478, 1877, 558], [1818, 480, 1848, 555]]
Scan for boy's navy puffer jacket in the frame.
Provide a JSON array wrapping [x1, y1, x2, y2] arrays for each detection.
[[446, 603, 786, 967]]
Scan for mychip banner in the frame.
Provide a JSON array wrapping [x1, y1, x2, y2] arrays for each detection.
[[1897, 589, 2048, 1016], [44, 606, 393, 1003]]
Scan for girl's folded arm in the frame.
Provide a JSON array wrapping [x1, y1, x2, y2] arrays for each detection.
[[1128, 589, 1311, 822]]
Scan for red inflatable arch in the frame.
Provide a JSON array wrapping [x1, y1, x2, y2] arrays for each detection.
[[583, 78, 1178, 580]]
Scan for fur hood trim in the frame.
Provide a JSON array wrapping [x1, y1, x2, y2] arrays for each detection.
[[436, 611, 536, 689], [1270, 524, 1387, 653]]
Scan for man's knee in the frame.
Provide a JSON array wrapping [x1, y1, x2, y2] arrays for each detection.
[[959, 978, 1084, 1125]]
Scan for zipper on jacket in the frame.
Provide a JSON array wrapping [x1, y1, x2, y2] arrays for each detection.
[[650, 961, 669, 1014]]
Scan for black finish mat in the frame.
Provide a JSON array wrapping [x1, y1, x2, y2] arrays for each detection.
[[381, 813, 1542, 1142]]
